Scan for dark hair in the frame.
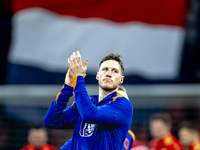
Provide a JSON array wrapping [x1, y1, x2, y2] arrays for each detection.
[[99, 53, 124, 74], [179, 120, 199, 132], [149, 112, 172, 126]]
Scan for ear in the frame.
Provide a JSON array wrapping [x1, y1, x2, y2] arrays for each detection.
[[119, 76, 124, 84], [96, 71, 99, 80]]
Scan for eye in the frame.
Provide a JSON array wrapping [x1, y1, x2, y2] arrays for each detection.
[[103, 68, 108, 71], [113, 70, 118, 73]]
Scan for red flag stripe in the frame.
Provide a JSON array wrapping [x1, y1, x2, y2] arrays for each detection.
[[13, 0, 187, 26]]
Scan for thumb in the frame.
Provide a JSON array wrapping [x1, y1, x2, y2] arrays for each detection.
[[65, 69, 71, 79], [83, 58, 88, 70], [83, 74, 87, 78]]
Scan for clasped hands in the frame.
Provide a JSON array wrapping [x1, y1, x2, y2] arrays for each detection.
[[65, 51, 88, 87]]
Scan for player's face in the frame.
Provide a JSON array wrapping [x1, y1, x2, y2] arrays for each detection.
[[149, 120, 169, 139], [178, 127, 194, 148], [96, 60, 124, 91]]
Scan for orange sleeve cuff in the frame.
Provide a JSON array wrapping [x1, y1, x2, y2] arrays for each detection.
[[72, 76, 78, 90]]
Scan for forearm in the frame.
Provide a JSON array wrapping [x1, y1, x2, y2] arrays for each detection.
[[44, 84, 75, 129], [73, 76, 95, 121]]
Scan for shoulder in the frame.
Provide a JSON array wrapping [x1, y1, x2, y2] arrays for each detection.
[[163, 134, 175, 146], [111, 92, 132, 106], [116, 96, 133, 111], [163, 134, 182, 149], [107, 94, 133, 123], [108, 95, 133, 115]]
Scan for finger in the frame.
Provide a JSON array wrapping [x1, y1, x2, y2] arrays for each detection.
[[73, 52, 77, 64], [83, 74, 87, 78], [71, 54, 74, 66], [77, 51, 82, 66], [83, 58, 88, 70], [68, 57, 71, 68]]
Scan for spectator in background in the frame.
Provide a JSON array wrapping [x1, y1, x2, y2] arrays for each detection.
[[20, 127, 57, 150], [148, 112, 183, 150], [178, 121, 200, 150]]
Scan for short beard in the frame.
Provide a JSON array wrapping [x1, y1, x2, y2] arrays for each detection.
[[99, 84, 117, 92]]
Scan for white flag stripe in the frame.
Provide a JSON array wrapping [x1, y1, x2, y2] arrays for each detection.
[[9, 8, 185, 79]]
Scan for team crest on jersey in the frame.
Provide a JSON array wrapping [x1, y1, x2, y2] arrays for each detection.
[[79, 121, 96, 137]]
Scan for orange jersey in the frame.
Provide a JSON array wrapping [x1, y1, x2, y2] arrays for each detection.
[[189, 141, 200, 150], [156, 134, 183, 150]]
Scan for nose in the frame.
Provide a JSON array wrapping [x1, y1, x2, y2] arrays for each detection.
[[105, 70, 112, 77]]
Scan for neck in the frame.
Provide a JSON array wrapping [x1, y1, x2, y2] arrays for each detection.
[[98, 87, 117, 103], [160, 131, 171, 140]]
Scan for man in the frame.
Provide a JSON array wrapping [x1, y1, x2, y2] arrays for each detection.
[[44, 51, 133, 150], [59, 85, 134, 150], [178, 121, 200, 150], [148, 112, 183, 150], [20, 127, 57, 150]]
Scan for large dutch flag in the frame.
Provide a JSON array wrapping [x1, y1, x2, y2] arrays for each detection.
[[7, 0, 187, 84]]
